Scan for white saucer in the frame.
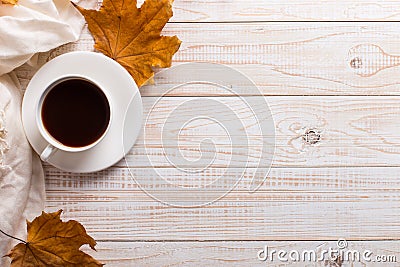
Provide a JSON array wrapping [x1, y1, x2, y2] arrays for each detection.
[[22, 51, 142, 173]]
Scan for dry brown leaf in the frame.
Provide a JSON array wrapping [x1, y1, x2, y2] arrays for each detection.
[[76, 0, 181, 87], [1, 0, 17, 5], [5, 210, 103, 267]]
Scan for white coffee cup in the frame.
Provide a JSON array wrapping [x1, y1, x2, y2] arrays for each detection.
[[37, 75, 112, 162]]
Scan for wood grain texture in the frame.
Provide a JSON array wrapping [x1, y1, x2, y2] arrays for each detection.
[[44, 166, 400, 193], [16, 23, 400, 96], [45, 198, 400, 240], [154, 22, 400, 96], [14, 0, 400, 264], [85, 241, 400, 266], [136, 0, 400, 22], [44, 166, 400, 240], [117, 97, 400, 168]]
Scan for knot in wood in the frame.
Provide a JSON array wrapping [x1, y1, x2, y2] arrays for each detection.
[[303, 129, 321, 145], [350, 57, 363, 69]]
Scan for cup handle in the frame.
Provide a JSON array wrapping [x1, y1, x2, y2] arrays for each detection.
[[40, 144, 57, 162]]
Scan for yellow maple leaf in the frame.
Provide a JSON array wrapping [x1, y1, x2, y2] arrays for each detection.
[[5, 210, 103, 267], [76, 0, 181, 87], [1, 0, 17, 5]]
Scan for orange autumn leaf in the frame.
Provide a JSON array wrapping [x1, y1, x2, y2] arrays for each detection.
[[1, 0, 17, 5], [5, 210, 103, 267], [76, 0, 181, 87]]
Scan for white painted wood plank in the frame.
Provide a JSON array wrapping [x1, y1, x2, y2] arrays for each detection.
[[83, 0, 400, 22], [44, 198, 400, 240], [16, 23, 400, 96], [45, 166, 400, 192], [153, 22, 400, 96], [142, 0, 400, 22], [114, 97, 400, 168], [86, 241, 400, 267], [44, 166, 400, 240]]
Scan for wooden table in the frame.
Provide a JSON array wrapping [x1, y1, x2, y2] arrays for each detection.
[[16, 0, 400, 266]]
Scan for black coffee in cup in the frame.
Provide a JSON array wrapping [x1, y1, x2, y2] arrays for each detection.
[[41, 78, 110, 148]]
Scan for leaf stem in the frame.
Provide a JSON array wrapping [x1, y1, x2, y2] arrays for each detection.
[[0, 229, 26, 244]]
